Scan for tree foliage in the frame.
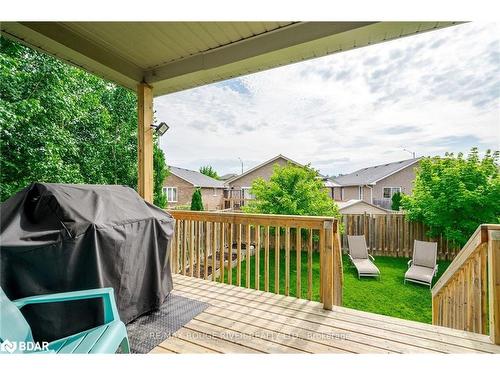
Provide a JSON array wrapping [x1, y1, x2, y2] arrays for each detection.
[[190, 188, 204, 211], [391, 191, 403, 211], [0, 37, 168, 204], [243, 163, 340, 218], [153, 144, 169, 208], [402, 148, 500, 246], [199, 165, 219, 180]]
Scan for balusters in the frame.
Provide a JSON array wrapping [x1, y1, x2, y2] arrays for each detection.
[[196, 221, 201, 278], [246, 224, 251, 288], [237, 224, 242, 286], [228, 223, 233, 285], [296, 228, 302, 299], [189, 220, 194, 277], [308, 229, 313, 301], [255, 225, 261, 291], [211, 222, 216, 282], [275, 226, 280, 294], [264, 226, 270, 292], [204, 221, 209, 279], [219, 222, 225, 283]]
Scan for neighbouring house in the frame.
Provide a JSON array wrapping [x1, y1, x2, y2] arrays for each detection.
[[330, 158, 421, 210], [337, 199, 390, 215], [323, 177, 341, 199], [163, 166, 225, 210], [223, 154, 309, 209]]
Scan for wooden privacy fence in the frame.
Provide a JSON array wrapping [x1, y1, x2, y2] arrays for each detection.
[[167, 210, 343, 309], [341, 213, 461, 260], [431, 224, 500, 344]]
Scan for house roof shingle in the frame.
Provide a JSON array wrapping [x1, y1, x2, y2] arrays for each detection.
[[219, 173, 238, 181], [169, 166, 225, 188], [332, 158, 421, 186]]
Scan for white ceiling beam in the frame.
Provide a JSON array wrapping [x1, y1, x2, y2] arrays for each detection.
[[146, 21, 458, 96], [145, 22, 375, 83]]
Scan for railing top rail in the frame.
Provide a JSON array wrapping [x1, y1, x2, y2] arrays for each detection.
[[167, 210, 338, 231], [431, 224, 500, 296]]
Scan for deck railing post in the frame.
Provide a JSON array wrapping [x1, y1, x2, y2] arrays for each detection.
[[322, 220, 334, 310], [488, 229, 500, 344], [333, 221, 343, 306]]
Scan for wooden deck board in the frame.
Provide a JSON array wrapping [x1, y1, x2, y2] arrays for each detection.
[[175, 278, 498, 352], [150, 274, 500, 354]]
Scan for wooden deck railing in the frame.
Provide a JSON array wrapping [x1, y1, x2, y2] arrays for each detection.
[[167, 210, 343, 309], [431, 224, 500, 344]]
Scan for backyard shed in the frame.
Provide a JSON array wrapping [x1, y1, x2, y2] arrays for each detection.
[[338, 199, 390, 214]]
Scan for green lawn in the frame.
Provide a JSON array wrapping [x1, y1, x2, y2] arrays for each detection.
[[222, 249, 451, 324]]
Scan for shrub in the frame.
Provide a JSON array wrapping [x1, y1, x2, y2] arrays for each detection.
[[391, 191, 403, 211], [190, 188, 204, 211]]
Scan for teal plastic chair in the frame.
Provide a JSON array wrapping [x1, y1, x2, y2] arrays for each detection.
[[0, 287, 130, 354]]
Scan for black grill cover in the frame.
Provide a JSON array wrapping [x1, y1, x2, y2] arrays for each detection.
[[0, 183, 174, 342]]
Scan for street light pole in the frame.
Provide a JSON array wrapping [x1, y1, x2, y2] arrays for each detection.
[[238, 157, 243, 174], [403, 148, 416, 159]]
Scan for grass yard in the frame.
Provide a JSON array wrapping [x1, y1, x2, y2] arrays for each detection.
[[222, 249, 451, 324]]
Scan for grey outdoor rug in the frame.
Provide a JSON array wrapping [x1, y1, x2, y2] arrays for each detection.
[[125, 294, 210, 353]]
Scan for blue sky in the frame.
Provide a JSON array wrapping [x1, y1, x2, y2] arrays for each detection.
[[155, 22, 500, 176]]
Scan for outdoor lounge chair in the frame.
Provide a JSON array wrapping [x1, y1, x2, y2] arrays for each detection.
[[347, 235, 380, 279], [0, 287, 129, 354], [404, 240, 438, 288]]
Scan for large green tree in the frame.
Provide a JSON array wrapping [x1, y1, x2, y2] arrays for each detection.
[[402, 148, 500, 246], [0, 37, 168, 206], [243, 162, 340, 218]]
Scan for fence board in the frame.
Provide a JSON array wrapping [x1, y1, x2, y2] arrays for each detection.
[[341, 213, 461, 260]]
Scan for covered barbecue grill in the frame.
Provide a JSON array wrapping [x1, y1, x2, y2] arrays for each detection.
[[0, 183, 174, 341]]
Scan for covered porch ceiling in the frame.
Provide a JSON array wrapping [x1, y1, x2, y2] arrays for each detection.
[[0, 21, 460, 203], [1, 22, 458, 97]]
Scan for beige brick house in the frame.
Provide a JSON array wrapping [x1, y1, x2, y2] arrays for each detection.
[[330, 158, 421, 210], [163, 166, 225, 210], [223, 155, 308, 209], [164, 156, 419, 211]]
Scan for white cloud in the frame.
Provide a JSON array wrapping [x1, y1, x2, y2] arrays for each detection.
[[155, 22, 500, 176]]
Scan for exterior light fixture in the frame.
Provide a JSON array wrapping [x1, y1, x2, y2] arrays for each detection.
[[151, 122, 169, 136]]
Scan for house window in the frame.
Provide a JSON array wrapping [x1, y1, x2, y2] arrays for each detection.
[[163, 187, 177, 202], [340, 187, 344, 201], [241, 187, 255, 200], [213, 188, 218, 196], [383, 187, 401, 199], [358, 186, 364, 200]]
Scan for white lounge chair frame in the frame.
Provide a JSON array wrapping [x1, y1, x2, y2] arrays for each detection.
[[404, 239, 439, 289], [347, 235, 380, 279]]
